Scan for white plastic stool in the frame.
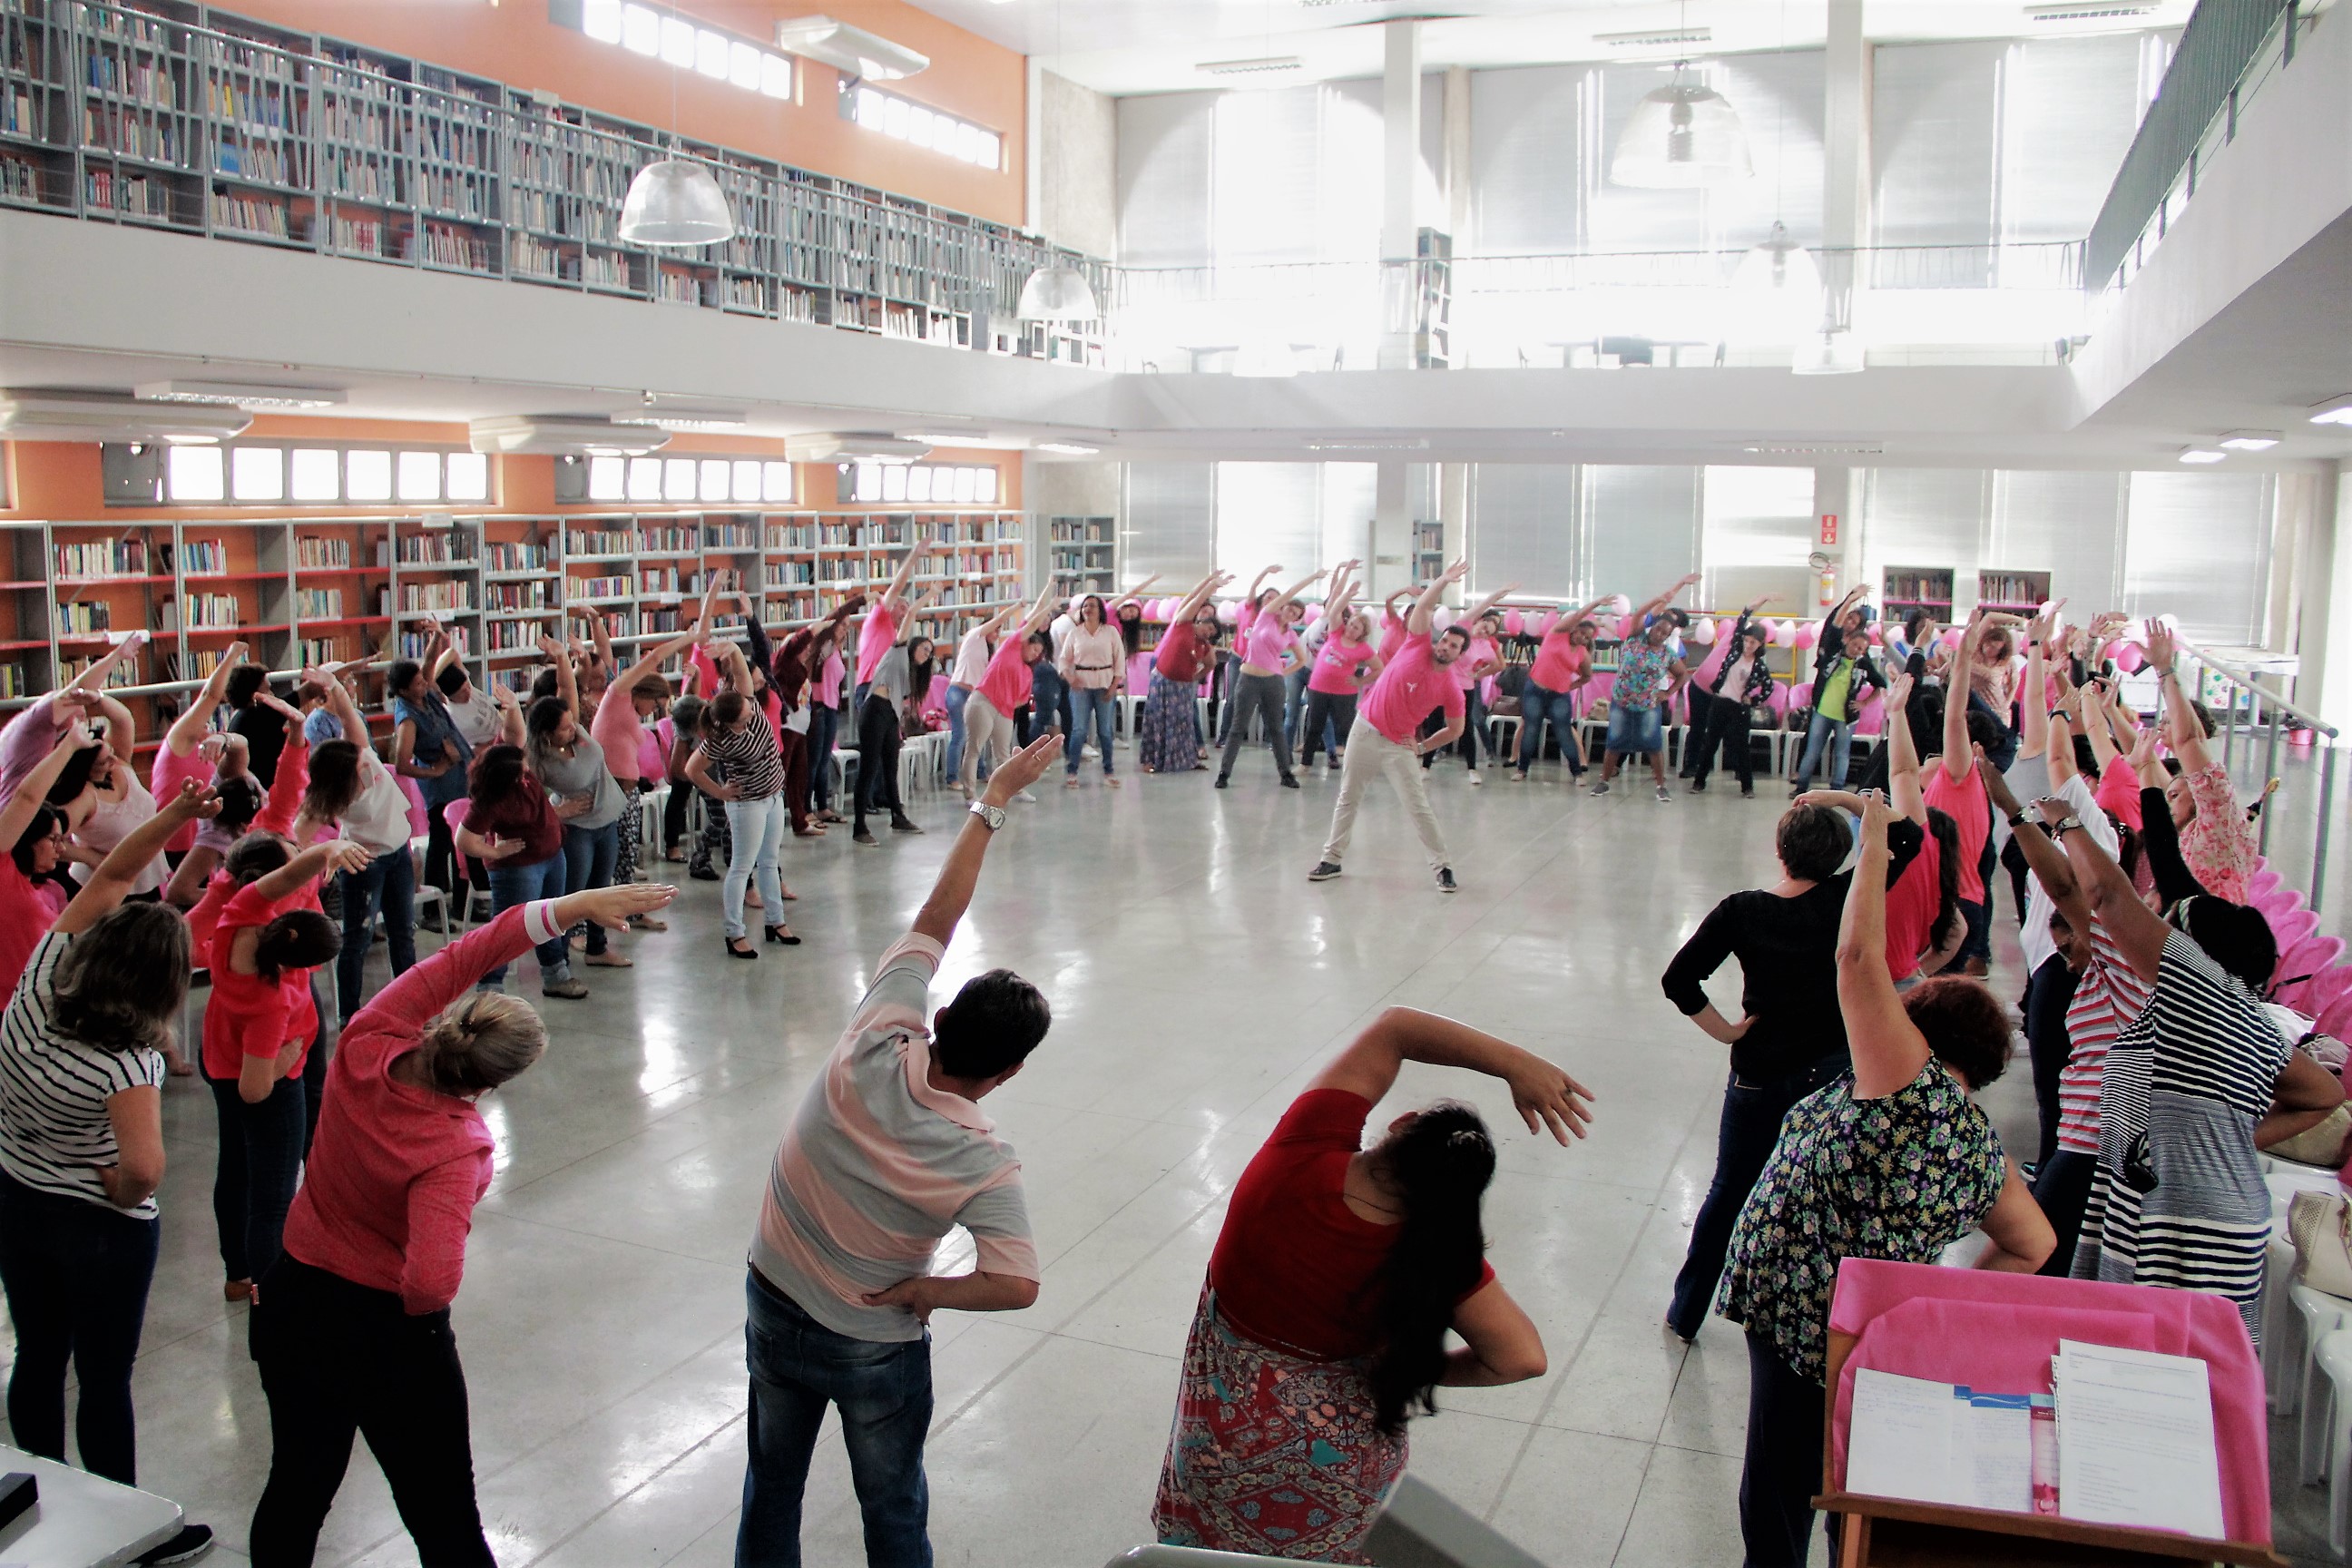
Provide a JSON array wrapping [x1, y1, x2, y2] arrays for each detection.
[[2313, 1328, 2352, 1556], [2298, 1281, 2352, 1479], [2269, 1229, 2301, 1411]]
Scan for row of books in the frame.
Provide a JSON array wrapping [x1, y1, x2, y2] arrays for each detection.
[[160, 593, 241, 630], [54, 538, 150, 577], [86, 164, 168, 215], [291, 588, 343, 618], [293, 534, 353, 567], [482, 543, 546, 572], [211, 189, 290, 237]]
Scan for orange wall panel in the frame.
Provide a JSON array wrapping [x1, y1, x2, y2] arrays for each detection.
[[213, 0, 1027, 225]]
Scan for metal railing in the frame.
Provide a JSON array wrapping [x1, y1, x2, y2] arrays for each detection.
[[2177, 637, 2339, 913], [2084, 0, 2302, 293]]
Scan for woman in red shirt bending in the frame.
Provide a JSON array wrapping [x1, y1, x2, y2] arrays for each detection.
[[1153, 1008, 1593, 1563], [247, 877, 675, 1567]]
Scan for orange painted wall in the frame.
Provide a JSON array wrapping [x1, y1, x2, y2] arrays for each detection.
[[213, 0, 1027, 226]]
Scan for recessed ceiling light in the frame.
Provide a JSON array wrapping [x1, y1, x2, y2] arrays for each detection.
[[2026, 3, 2158, 20], [1035, 442, 1100, 456], [2177, 446, 2228, 464], [135, 378, 345, 409], [2218, 430, 2282, 450], [1200, 55, 1304, 75], [2308, 395, 2352, 426], [1593, 26, 1712, 47], [1302, 437, 1428, 452]]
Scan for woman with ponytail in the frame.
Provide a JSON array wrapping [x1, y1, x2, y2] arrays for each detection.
[[1153, 1008, 1592, 1562], [248, 877, 676, 1566]]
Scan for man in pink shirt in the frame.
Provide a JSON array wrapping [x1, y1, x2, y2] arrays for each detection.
[[1310, 562, 1513, 895]]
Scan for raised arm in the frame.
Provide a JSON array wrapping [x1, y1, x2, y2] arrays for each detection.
[[908, 734, 1059, 948], [1940, 615, 2011, 780], [879, 548, 920, 617], [2042, 793, 2170, 983], [1308, 1005, 1593, 1144], [2043, 669, 2082, 791], [1407, 560, 1467, 638], [64, 631, 146, 697], [1, 729, 95, 850], [431, 626, 463, 681], [1260, 569, 1328, 621], [613, 631, 698, 700], [90, 691, 138, 759], [1980, 756, 2093, 943], [1247, 565, 1281, 604], [55, 781, 217, 936], [1172, 570, 1231, 623], [1632, 572, 1703, 629], [1820, 586, 1865, 639], [1883, 671, 1927, 823], [166, 641, 247, 757], [491, 682, 526, 748], [1109, 573, 1162, 615], [1019, 579, 1059, 636], [1837, 794, 1933, 1098], [2142, 623, 2212, 773], [2016, 604, 2062, 761], [253, 838, 373, 903]]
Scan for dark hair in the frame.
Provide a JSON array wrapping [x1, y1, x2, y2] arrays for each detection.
[[1924, 807, 1963, 956], [529, 667, 562, 703], [671, 694, 705, 737], [225, 665, 268, 710], [1901, 975, 2012, 1090], [2185, 699, 2217, 739], [224, 830, 293, 885], [630, 675, 670, 705], [1024, 632, 1050, 658], [211, 773, 267, 836], [1662, 607, 1690, 630], [1437, 625, 1471, 651], [1963, 708, 2008, 756], [932, 969, 1052, 1080], [303, 740, 365, 822], [255, 909, 341, 985], [49, 903, 188, 1051], [709, 691, 749, 728], [468, 743, 528, 807], [9, 803, 61, 878], [907, 639, 936, 710], [2072, 734, 2100, 779], [45, 741, 101, 807], [1904, 609, 1936, 642], [2171, 896, 2278, 993], [525, 695, 569, 745], [1115, 600, 1143, 655], [387, 659, 424, 697], [435, 662, 471, 698], [1776, 803, 1850, 882], [1364, 1102, 1496, 1435]]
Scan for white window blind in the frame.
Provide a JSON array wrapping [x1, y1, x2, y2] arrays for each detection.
[[1590, 63, 1713, 254], [1122, 463, 1217, 585], [1117, 92, 1214, 268], [1701, 466, 1816, 613], [1712, 50, 1828, 252], [1863, 469, 1991, 597], [1215, 463, 1324, 575], [1468, 65, 1587, 256], [1214, 86, 1325, 268], [1468, 465, 1580, 599], [1999, 34, 2169, 246], [1586, 466, 1701, 600], [1320, 463, 1378, 571], [2124, 471, 2272, 644], [1872, 42, 2004, 254], [1990, 470, 2126, 612]]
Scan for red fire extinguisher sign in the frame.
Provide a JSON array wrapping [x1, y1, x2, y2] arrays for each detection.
[[1819, 514, 1838, 545]]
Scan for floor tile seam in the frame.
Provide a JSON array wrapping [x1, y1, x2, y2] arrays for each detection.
[[471, 1318, 749, 1494], [1602, 1445, 1665, 1568]]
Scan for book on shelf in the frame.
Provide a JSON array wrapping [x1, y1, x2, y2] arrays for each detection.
[[85, 166, 171, 217], [57, 654, 137, 688], [482, 543, 547, 572], [162, 592, 241, 630], [211, 189, 291, 238], [292, 588, 344, 618], [54, 601, 113, 634], [54, 538, 149, 577], [0, 665, 26, 700], [566, 528, 631, 557], [394, 534, 472, 566], [168, 537, 227, 575]]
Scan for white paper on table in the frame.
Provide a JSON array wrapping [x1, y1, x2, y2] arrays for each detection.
[[1846, 1372, 2036, 1513], [2054, 1340, 2224, 1540]]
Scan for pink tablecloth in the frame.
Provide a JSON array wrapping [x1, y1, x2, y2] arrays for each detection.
[[1827, 1258, 2270, 1544]]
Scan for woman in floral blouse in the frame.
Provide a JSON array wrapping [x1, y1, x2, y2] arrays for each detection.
[[1716, 791, 2053, 1568], [2141, 623, 2259, 903]]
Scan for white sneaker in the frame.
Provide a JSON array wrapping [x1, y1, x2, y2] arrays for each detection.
[[1014, 790, 1038, 804], [1467, 769, 1484, 787]]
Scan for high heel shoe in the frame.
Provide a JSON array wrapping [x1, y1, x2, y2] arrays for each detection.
[[725, 937, 759, 960], [765, 925, 801, 946]]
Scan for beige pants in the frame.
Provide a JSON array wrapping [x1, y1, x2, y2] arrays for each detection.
[[1318, 715, 1450, 873], [959, 691, 1018, 795]]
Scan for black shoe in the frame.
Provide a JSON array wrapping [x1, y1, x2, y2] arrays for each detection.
[[690, 866, 719, 881], [1308, 860, 1343, 882], [853, 828, 878, 846], [1435, 867, 1459, 895], [889, 815, 924, 834], [725, 938, 758, 961], [134, 1524, 214, 1566], [1279, 775, 1300, 789], [1740, 784, 1755, 798], [1213, 776, 1229, 789], [1689, 779, 1706, 792], [765, 925, 801, 946]]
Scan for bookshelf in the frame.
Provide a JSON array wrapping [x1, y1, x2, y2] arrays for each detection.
[[1412, 520, 1445, 586], [1881, 566, 1955, 619], [1046, 515, 1114, 599], [1976, 568, 2052, 615], [0, 0, 1109, 363]]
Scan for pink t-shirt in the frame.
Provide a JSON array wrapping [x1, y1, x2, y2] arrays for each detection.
[[818, 646, 846, 709], [1308, 637, 1373, 697], [1359, 633, 1465, 745], [1377, 611, 1408, 664], [1530, 622, 1589, 694], [975, 637, 1033, 715], [1455, 635, 1500, 691], [1243, 613, 1293, 672], [589, 693, 648, 786], [857, 604, 898, 689], [151, 744, 214, 852]]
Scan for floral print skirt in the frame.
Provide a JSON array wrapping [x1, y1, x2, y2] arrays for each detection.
[[1152, 1287, 1406, 1563], [1140, 671, 1202, 774]]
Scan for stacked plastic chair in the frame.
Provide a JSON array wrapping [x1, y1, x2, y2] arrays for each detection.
[[2254, 858, 2352, 1040]]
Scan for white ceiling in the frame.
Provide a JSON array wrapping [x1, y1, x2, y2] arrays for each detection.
[[909, 0, 2196, 96]]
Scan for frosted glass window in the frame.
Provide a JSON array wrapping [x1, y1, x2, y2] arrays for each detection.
[[446, 452, 490, 502], [760, 54, 793, 100], [2123, 471, 2271, 643], [660, 15, 695, 68], [974, 467, 997, 504], [587, 456, 625, 502], [907, 106, 935, 151], [397, 450, 442, 502], [1117, 93, 1213, 268], [975, 131, 1001, 170], [881, 464, 907, 502], [169, 445, 225, 502], [852, 464, 880, 502], [345, 449, 392, 502], [731, 459, 761, 501], [728, 41, 761, 91], [906, 466, 933, 503], [230, 446, 284, 502], [583, 0, 622, 44], [627, 456, 663, 502], [955, 466, 981, 504], [620, 4, 659, 56], [1586, 466, 1700, 602], [1873, 42, 2003, 255], [1470, 66, 1585, 256], [658, 457, 692, 502], [857, 88, 885, 129], [1215, 464, 1322, 575], [762, 462, 794, 503], [884, 98, 908, 140], [695, 30, 729, 80], [289, 448, 339, 501], [1320, 464, 1377, 571], [1700, 466, 1814, 614], [1469, 465, 1577, 599], [698, 459, 730, 502]]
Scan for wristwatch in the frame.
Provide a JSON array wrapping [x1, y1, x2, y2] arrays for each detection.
[[2047, 815, 2084, 839], [2006, 807, 2032, 828], [968, 799, 1007, 832]]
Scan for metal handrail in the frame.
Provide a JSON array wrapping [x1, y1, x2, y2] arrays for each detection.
[[2174, 636, 2338, 913]]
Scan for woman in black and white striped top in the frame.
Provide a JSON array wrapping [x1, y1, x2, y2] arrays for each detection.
[[0, 774, 220, 1560], [684, 641, 793, 958]]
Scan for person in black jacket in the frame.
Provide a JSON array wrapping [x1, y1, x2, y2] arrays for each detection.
[[1659, 797, 1922, 1343], [1788, 624, 1886, 796], [1685, 603, 1779, 796]]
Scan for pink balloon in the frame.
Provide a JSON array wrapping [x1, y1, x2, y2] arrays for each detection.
[[1608, 593, 1632, 616], [1504, 609, 1525, 637], [1154, 597, 1175, 622], [1794, 622, 1818, 650], [1867, 622, 1885, 645], [2114, 643, 2146, 673], [1218, 600, 1240, 625], [1301, 602, 1322, 622], [1688, 616, 1716, 644], [1941, 627, 1965, 650]]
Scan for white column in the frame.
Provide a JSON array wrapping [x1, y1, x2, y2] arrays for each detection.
[[1377, 19, 1423, 370], [1372, 460, 1412, 599], [2304, 462, 2352, 735], [1819, 0, 1869, 337]]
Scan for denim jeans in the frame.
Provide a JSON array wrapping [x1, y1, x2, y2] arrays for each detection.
[[2024, 955, 2080, 1172], [1666, 1057, 1848, 1340], [1065, 686, 1117, 776], [481, 855, 569, 988], [2031, 1151, 2098, 1278], [738, 1269, 933, 1568], [1740, 1329, 1829, 1568], [944, 684, 971, 782], [559, 818, 619, 957], [0, 1170, 158, 1485], [724, 794, 789, 941], [336, 845, 417, 1022], [209, 1072, 306, 1288], [807, 703, 839, 812], [1790, 710, 1854, 790], [1516, 681, 1582, 774], [1281, 665, 1311, 750]]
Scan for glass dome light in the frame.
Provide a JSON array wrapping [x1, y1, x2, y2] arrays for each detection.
[[618, 158, 735, 247], [1610, 65, 1752, 190], [1017, 264, 1099, 322], [1730, 221, 1824, 338]]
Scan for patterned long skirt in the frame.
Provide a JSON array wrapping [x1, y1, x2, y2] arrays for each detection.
[[1139, 671, 1202, 774], [615, 782, 642, 885], [1152, 1289, 1406, 1563]]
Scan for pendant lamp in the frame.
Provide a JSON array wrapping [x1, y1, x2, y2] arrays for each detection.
[[1016, 262, 1099, 322], [618, 156, 734, 247], [1730, 220, 1822, 338], [1610, 64, 1751, 190]]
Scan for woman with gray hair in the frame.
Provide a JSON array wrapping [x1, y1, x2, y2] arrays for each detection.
[[248, 877, 676, 1566]]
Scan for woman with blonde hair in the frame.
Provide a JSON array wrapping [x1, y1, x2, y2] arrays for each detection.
[[248, 877, 676, 1565]]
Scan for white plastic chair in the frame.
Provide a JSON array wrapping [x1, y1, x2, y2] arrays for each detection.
[[2313, 1328, 2352, 1556], [408, 836, 447, 938], [2298, 1282, 2352, 1473]]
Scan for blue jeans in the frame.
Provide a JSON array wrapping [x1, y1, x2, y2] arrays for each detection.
[[738, 1269, 933, 1568], [1281, 666, 1311, 750], [808, 703, 839, 811], [1516, 681, 1583, 774], [481, 855, 568, 988], [723, 793, 788, 942], [0, 1170, 158, 1485], [336, 846, 417, 1022], [209, 1072, 306, 1286], [1791, 710, 1854, 789], [1604, 701, 1663, 757], [560, 819, 619, 957], [944, 685, 971, 782], [1065, 686, 1116, 776]]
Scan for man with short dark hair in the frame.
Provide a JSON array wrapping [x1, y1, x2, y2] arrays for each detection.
[[737, 731, 1062, 1568]]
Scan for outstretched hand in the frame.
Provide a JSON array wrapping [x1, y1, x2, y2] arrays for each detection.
[[569, 883, 681, 931], [980, 733, 1060, 805], [1505, 1051, 1596, 1145], [158, 780, 223, 823], [1975, 749, 2020, 818]]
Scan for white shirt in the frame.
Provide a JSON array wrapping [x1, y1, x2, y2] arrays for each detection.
[[338, 750, 415, 856], [2019, 770, 2118, 975], [446, 686, 503, 749], [951, 627, 992, 688]]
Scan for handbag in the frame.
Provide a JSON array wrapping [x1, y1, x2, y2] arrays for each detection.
[[2289, 1188, 2352, 1298], [2271, 1102, 2352, 1170], [1747, 702, 1776, 730]]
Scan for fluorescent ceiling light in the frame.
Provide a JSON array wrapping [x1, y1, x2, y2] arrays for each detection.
[[1594, 26, 1712, 47], [2218, 430, 2282, 450], [2177, 446, 2227, 464], [1034, 442, 1100, 456], [619, 407, 750, 430], [774, 16, 928, 80], [786, 432, 932, 463], [2308, 395, 2352, 426], [2026, 4, 2158, 21], [468, 416, 671, 456], [1303, 437, 1428, 452], [1740, 441, 1885, 455], [1200, 55, 1305, 75], [0, 388, 250, 443], [136, 378, 345, 409], [897, 431, 1014, 448]]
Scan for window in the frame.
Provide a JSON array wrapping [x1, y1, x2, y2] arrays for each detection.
[[627, 455, 662, 502], [446, 452, 490, 502], [167, 446, 226, 502], [841, 462, 999, 505], [141, 443, 489, 506], [699, 458, 730, 501], [345, 449, 393, 502], [397, 450, 443, 502], [662, 456, 696, 502], [565, 452, 784, 505], [230, 446, 284, 502], [567, 2, 797, 103], [840, 82, 1003, 171], [289, 448, 340, 501]]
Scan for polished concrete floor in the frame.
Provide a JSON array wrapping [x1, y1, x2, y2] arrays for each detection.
[[14, 729, 2352, 1567]]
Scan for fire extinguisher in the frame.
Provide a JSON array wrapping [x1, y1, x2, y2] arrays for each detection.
[[1808, 551, 1836, 608]]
